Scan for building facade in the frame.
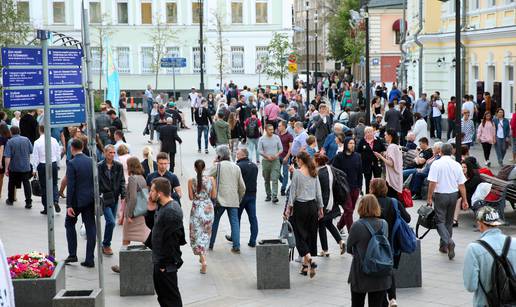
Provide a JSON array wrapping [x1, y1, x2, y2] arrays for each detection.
[[406, 0, 516, 115], [20, 0, 293, 95]]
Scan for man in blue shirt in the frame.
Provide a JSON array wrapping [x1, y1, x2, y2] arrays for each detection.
[[322, 123, 345, 160], [4, 126, 33, 208], [388, 84, 402, 103], [291, 122, 308, 157], [463, 206, 516, 307], [414, 93, 431, 120]]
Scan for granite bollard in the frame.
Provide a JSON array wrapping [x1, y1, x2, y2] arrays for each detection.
[[12, 261, 65, 307], [393, 239, 422, 288], [119, 245, 154, 296], [53, 289, 102, 307], [256, 239, 290, 289]]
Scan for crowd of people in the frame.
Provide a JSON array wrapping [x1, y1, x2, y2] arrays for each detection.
[[1, 74, 516, 306]]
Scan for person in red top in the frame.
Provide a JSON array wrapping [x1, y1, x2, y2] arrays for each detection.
[[511, 107, 516, 163], [447, 96, 457, 140]]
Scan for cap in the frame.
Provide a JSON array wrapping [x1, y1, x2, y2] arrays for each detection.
[[476, 206, 503, 226]]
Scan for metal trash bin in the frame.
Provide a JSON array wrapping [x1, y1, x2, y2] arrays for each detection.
[[256, 239, 290, 289]]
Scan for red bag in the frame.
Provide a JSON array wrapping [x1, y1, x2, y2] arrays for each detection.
[[398, 187, 414, 208]]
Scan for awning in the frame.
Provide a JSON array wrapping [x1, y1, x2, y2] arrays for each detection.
[[392, 19, 407, 31]]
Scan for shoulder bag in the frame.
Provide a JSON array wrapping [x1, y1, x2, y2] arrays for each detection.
[[133, 184, 149, 217]]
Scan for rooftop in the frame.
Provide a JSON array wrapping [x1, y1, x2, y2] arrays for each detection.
[[368, 0, 405, 9]]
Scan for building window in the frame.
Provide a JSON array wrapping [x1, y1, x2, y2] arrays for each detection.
[[91, 47, 101, 72], [488, 0, 496, 5], [165, 47, 180, 74], [472, 65, 479, 80], [231, 1, 243, 24], [192, 2, 201, 24], [89, 2, 101, 24], [141, 2, 152, 24], [141, 47, 154, 73], [116, 47, 130, 73], [166, 2, 177, 24], [256, 0, 268, 23], [17, 1, 30, 22], [255, 46, 268, 73], [470, 0, 479, 10], [231, 46, 244, 74], [53, 1, 65, 24], [117, 1, 128, 24], [487, 65, 496, 92], [395, 31, 401, 44]]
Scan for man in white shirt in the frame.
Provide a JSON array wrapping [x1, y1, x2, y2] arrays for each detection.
[[31, 126, 62, 214], [431, 92, 444, 140], [113, 130, 130, 160], [189, 88, 198, 125], [462, 95, 476, 117], [426, 143, 468, 260]]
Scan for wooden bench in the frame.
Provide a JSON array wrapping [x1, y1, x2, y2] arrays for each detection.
[[480, 174, 516, 211], [402, 149, 418, 169]]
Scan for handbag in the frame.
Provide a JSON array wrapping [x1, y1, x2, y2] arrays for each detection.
[[416, 204, 437, 239], [133, 187, 149, 217], [31, 177, 42, 197], [398, 187, 413, 208], [279, 219, 296, 249], [212, 163, 221, 207]]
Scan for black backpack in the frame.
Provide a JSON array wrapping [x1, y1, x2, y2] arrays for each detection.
[[477, 236, 516, 306], [246, 118, 260, 139]]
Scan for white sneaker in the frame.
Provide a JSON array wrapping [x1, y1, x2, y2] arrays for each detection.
[[389, 299, 398, 307], [485, 161, 491, 167]]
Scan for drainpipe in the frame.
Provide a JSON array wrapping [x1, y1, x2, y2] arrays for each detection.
[[461, 0, 466, 98], [413, 0, 424, 96]]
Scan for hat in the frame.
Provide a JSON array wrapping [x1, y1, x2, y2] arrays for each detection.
[[476, 206, 503, 226], [376, 114, 383, 118], [168, 101, 176, 107]]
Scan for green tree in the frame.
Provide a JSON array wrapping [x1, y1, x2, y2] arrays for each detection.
[[0, 0, 32, 48], [149, 16, 176, 91], [211, 9, 229, 92], [263, 32, 293, 87], [92, 13, 114, 93], [327, 0, 364, 67]]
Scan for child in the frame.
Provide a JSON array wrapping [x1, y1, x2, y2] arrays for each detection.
[[306, 135, 318, 158]]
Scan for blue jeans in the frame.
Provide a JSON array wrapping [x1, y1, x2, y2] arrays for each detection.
[[197, 125, 209, 150], [102, 202, 118, 247], [65, 206, 96, 263], [247, 138, 259, 163], [209, 206, 240, 249], [238, 194, 258, 246], [410, 172, 427, 197], [432, 116, 442, 139], [280, 158, 289, 192], [37, 162, 59, 210], [403, 168, 417, 182], [330, 98, 336, 112], [495, 137, 507, 165]]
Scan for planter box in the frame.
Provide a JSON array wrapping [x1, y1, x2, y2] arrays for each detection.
[[53, 289, 102, 307], [393, 239, 422, 288], [256, 239, 290, 289], [12, 261, 66, 307], [119, 245, 154, 296]]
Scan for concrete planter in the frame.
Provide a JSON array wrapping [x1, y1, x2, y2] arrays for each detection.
[[256, 239, 290, 289], [53, 289, 102, 307], [119, 245, 154, 296], [393, 239, 422, 288], [12, 261, 66, 307]]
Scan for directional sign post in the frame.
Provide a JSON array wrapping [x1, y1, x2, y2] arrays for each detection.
[[160, 57, 187, 99]]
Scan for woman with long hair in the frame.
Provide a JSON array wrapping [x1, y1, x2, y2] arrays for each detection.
[[493, 108, 511, 166], [369, 179, 411, 307], [453, 159, 482, 227], [0, 124, 11, 198], [285, 151, 324, 278], [188, 159, 216, 274], [374, 129, 403, 198], [141, 146, 157, 179], [228, 112, 243, 161], [314, 153, 346, 257], [476, 111, 496, 166]]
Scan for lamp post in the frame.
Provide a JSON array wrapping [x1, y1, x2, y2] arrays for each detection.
[[199, 0, 205, 94], [305, 1, 310, 104], [314, 9, 318, 95], [363, 1, 371, 125]]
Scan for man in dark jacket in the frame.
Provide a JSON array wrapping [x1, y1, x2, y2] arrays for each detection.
[[158, 118, 183, 173], [384, 102, 402, 132], [107, 109, 123, 132], [97, 144, 126, 256], [146, 177, 186, 307], [399, 100, 414, 146], [19, 110, 38, 144], [312, 103, 333, 146], [64, 139, 96, 267], [195, 99, 211, 153], [95, 104, 111, 147]]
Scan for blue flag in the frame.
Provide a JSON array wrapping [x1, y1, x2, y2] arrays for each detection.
[[104, 38, 120, 110]]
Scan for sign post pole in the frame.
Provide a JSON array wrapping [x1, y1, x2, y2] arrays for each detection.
[[173, 64, 176, 101], [39, 30, 56, 258]]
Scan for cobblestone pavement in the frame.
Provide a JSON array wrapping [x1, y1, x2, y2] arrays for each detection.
[[1, 110, 514, 306]]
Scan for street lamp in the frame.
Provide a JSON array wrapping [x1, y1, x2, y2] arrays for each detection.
[[305, 0, 310, 104], [199, 0, 205, 94], [314, 9, 318, 92]]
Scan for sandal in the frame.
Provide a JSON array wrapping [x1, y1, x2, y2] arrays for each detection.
[[300, 264, 308, 276], [308, 259, 316, 279], [453, 220, 459, 228], [318, 251, 330, 257], [340, 241, 346, 255], [200, 262, 207, 274]]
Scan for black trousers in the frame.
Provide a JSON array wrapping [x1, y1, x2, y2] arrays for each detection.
[[351, 290, 388, 307], [65, 205, 96, 264], [364, 169, 382, 194], [168, 152, 176, 173], [481, 142, 492, 161], [37, 162, 59, 209], [153, 265, 182, 307], [8, 171, 32, 204], [318, 214, 341, 251], [291, 200, 318, 257]]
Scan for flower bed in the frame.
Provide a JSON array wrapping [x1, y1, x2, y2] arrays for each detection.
[[7, 252, 65, 307]]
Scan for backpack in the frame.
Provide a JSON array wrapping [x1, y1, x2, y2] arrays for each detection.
[[246, 118, 260, 138], [359, 219, 393, 276], [390, 198, 417, 255], [477, 236, 516, 306], [416, 204, 437, 239]]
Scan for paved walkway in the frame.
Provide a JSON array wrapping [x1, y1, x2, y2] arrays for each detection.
[[0, 110, 514, 307]]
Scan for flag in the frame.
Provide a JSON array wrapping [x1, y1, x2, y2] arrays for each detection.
[[104, 38, 120, 110]]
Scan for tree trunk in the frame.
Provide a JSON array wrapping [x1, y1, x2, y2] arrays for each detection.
[[99, 44, 103, 95], [155, 55, 160, 92]]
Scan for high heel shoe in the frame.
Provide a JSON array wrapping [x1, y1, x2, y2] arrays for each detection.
[[340, 241, 346, 255], [308, 258, 316, 278], [59, 191, 66, 198], [318, 251, 330, 257], [300, 264, 308, 276]]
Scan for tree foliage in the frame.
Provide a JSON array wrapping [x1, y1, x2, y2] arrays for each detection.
[[149, 17, 176, 91], [263, 32, 293, 87], [92, 14, 114, 92], [0, 0, 32, 48], [327, 0, 364, 67], [211, 9, 229, 91]]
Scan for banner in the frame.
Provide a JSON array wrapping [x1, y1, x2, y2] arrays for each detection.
[[104, 38, 120, 111]]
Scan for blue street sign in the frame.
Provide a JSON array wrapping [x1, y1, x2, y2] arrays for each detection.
[[50, 106, 86, 127], [161, 57, 187, 68], [3, 68, 43, 87], [3, 89, 44, 109], [1, 47, 43, 66], [49, 88, 85, 105], [49, 68, 82, 86], [48, 48, 82, 66]]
